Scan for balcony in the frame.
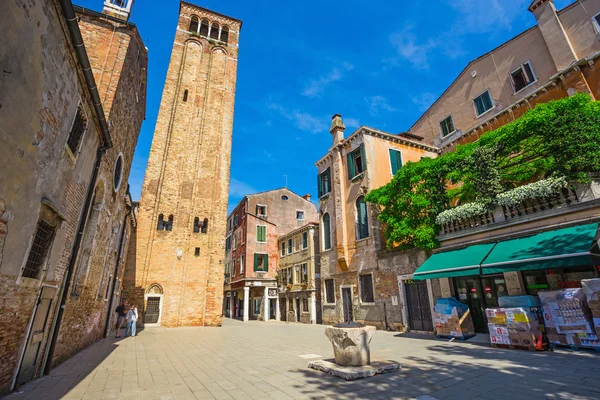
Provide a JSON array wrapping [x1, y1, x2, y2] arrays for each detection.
[[278, 279, 315, 292], [438, 178, 600, 239]]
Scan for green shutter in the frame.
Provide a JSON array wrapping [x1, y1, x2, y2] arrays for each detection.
[[317, 173, 322, 197], [254, 253, 259, 271], [389, 149, 403, 175], [359, 145, 366, 173], [325, 168, 331, 193], [347, 152, 355, 179], [264, 255, 268, 272]]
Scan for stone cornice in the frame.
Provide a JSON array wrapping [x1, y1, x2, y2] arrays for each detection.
[[278, 223, 319, 242]]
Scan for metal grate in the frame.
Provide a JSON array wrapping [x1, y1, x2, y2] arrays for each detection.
[[66, 107, 86, 155], [23, 220, 55, 279], [145, 297, 161, 324]]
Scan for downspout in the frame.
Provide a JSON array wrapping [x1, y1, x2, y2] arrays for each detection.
[[44, 0, 113, 375], [103, 186, 133, 338]]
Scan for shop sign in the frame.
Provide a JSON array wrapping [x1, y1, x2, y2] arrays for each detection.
[[484, 286, 491, 293], [557, 280, 582, 289]]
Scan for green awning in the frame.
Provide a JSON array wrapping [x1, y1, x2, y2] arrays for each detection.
[[413, 243, 496, 280], [481, 223, 600, 274]]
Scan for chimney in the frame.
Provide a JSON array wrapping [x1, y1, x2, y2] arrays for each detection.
[[528, 0, 577, 70], [102, 0, 134, 21], [302, 194, 311, 202], [330, 114, 345, 145]]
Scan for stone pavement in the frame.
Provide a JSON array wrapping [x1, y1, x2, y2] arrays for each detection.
[[5, 319, 600, 400]]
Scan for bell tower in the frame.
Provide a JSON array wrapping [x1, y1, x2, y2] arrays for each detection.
[[132, 1, 241, 327]]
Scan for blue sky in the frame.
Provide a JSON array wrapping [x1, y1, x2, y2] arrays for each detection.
[[78, 0, 572, 210]]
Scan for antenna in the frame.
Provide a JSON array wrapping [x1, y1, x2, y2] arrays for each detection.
[[283, 175, 288, 188]]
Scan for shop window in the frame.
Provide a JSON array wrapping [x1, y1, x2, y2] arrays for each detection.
[[359, 274, 374, 303], [523, 266, 598, 295], [325, 279, 335, 304]]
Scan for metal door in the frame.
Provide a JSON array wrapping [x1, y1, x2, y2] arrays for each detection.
[[145, 297, 161, 324], [405, 280, 433, 331], [17, 286, 56, 387], [342, 287, 353, 323]]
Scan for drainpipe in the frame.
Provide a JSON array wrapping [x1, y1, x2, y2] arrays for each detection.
[[103, 186, 133, 338]]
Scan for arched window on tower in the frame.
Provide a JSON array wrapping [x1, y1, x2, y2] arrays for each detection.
[[201, 218, 208, 233], [199, 19, 209, 36], [189, 15, 199, 33], [183, 89, 188, 102], [157, 214, 165, 230], [166, 215, 174, 231], [210, 23, 219, 39], [220, 26, 229, 43], [193, 217, 201, 233]]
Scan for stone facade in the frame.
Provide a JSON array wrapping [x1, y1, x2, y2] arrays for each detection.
[[0, 0, 145, 393], [127, 1, 242, 327], [277, 223, 320, 324], [223, 188, 318, 322], [316, 116, 438, 329]]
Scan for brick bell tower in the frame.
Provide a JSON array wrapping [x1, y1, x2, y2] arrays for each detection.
[[133, 1, 241, 327]]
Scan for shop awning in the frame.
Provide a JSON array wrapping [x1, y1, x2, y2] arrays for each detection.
[[481, 223, 600, 274], [413, 243, 496, 280]]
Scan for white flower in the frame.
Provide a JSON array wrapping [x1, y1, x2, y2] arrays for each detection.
[[436, 202, 488, 225], [496, 176, 568, 207]]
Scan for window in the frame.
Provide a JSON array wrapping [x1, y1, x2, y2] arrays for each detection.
[[194, 247, 200, 257], [225, 236, 230, 252], [281, 242, 286, 257], [301, 263, 308, 284], [66, 105, 87, 156], [359, 274, 375, 303], [322, 213, 331, 250], [510, 62, 536, 93], [318, 168, 331, 197], [189, 15, 199, 32], [389, 149, 403, 175], [183, 89, 188, 102], [240, 254, 244, 274], [199, 19, 209, 36], [347, 145, 366, 179], [439, 115, 455, 138], [233, 214, 238, 226], [232, 259, 236, 276], [286, 268, 293, 284], [165, 215, 174, 231], [157, 214, 165, 230], [210, 23, 219, 39], [254, 253, 268, 271], [294, 236, 301, 252], [232, 233, 237, 249], [201, 218, 208, 233], [193, 217, 201, 233], [325, 279, 335, 304], [221, 26, 229, 43], [281, 195, 288, 201], [113, 154, 123, 191], [294, 265, 301, 283], [302, 298, 309, 312], [256, 225, 266, 242], [302, 232, 308, 249], [296, 211, 304, 220], [254, 299, 261, 315], [593, 13, 600, 33], [356, 196, 369, 240], [256, 205, 267, 216], [22, 219, 56, 279], [287, 238, 293, 255], [473, 90, 493, 116]]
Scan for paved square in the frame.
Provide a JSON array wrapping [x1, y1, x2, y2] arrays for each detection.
[[6, 319, 600, 399]]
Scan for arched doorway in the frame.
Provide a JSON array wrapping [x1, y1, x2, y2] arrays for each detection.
[[144, 283, 163, 326]]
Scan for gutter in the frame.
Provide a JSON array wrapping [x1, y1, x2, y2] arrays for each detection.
[[72, 5, 137, 28], [59, 0, 112, 148]]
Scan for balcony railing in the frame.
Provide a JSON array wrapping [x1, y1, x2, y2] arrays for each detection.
[[439, 181, 599, 238]]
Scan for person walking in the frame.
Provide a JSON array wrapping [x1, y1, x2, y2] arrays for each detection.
[[125, 304, 138, 337], [114, 301, 128, 338]]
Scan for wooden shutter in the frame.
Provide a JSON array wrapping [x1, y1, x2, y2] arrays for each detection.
[[317, 173, 322, 197], [359, 145, 366, 173], [389, 149, 402, 175], [347, 152, 355, 179], [254, 253, 259, 271], [264, 255, 269, 271]]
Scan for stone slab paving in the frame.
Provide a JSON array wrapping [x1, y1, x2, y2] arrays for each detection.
[[4, 319, 600, 400]]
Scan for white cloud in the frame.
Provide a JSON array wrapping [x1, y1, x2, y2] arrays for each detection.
[[266, 102, 327, 133], [365, 96, 397, 116], [301, 62, 354, 98], [411, 92, 437, 112], [386, 25, 439, 70], [447, 0, 529, 34], [229, 178, 257, 198], [344, 117, 360, 129]]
